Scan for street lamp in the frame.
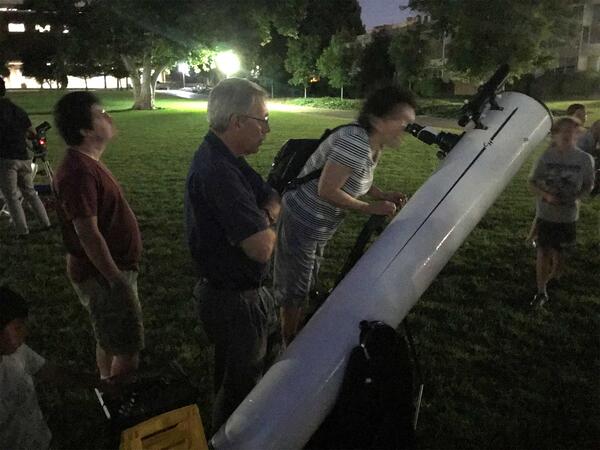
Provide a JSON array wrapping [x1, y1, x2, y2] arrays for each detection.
[[178, 62, 189, 88], [215, 50, 240, 78]]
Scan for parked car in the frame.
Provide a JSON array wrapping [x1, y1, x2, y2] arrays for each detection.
[[156, 81, 177, 90]]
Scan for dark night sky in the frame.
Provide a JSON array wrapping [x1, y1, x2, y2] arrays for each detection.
[[358, 0, 412, 30]]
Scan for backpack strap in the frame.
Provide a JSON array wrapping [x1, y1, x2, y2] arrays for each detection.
[[287, 123, 362, 190]]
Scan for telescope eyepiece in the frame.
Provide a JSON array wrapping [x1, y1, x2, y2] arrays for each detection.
[[406, 122, 462, 158]]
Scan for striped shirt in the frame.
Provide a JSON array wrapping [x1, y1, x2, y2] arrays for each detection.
[[283, 124, 376, 241]]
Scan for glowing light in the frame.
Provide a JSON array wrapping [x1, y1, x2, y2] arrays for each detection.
[[35, 24, 51, 33], [8, 23, 25, 33], [177, 62, 189, 76], [215, 50, 240, 78]]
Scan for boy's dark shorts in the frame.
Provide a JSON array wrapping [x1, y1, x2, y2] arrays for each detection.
[[536, 218, 576, 250]]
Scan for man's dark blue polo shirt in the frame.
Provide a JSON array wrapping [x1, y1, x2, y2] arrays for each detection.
[[184, 131, 273, 290]]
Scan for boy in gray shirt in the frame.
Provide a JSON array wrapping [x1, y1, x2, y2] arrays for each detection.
[[528, 117, 595, 307]]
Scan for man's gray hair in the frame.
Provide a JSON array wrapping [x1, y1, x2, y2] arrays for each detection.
[[208, 78, 267, 132]]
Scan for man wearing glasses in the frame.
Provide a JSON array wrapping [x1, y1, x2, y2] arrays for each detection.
[[185, 78, 281, 431]]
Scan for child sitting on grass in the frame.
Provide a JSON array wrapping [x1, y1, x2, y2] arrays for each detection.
[[0, 285, 96, 449], [528, 117, 595, 307]]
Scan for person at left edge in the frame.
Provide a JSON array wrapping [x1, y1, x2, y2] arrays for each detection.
[[184, 78, 282, 432], [0, 76, 51, 237]]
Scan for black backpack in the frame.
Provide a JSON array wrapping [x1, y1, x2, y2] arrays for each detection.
[[307, 320, 417, 450], [267, 124, 355, 194]]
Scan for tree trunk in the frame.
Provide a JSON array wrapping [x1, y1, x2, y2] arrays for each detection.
[[304, 85, 307, 98], [121, 54, 143, 108], [340, 85, 344, 100], [84, 77, 88, 90], [121, 54, 167, 110]]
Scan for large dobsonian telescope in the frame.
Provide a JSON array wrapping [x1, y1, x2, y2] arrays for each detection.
[[212, 65, 553, 450]]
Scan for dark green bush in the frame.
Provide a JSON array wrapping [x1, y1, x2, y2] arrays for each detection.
[[286, 97, 362, 110], [413, 77, 454, 98]]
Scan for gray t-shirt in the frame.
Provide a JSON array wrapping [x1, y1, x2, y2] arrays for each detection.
[[283, 124, 376, 241], [529, 145, 595, 223], [576, 131, 599, 158]]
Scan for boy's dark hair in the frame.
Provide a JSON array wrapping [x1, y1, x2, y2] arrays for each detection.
[[551, 117, 580, 134], [0, 285, 29, 330], [0, 77, 6, 97], [358, 86, 417, 133], [566, 103, 585, 117], [54, 91, 100, 146]]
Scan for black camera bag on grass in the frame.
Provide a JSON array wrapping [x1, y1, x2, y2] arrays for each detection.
[[267, 124, 354, 194], [306, 320, 417, 450]]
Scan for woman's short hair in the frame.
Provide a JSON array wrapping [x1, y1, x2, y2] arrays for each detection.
[[54, 91, 100, 146], [208, 78, 267, 132], [357, 86, 417, 133], [0, 285, 28, 330]]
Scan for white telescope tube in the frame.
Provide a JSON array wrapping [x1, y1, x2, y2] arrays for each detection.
[[212, 91, 552, 450]]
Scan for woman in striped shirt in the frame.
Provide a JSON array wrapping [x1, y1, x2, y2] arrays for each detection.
[[273, 86, 417, 344]]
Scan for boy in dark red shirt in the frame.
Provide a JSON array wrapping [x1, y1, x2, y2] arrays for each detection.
[[53, 92, 144, 379]]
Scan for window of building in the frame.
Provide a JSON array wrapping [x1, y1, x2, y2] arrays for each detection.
[[8, 23, 25, 32], [35, 24, 51, 33], [591, 4, 600, 43], [558, 56, 578, 72], [582, 26, 590, 45]]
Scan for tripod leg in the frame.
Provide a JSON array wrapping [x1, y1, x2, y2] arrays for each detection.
[[402, 318, 425, 430]]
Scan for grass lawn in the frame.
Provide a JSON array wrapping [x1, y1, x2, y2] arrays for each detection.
[[1, 90, 599, 449]]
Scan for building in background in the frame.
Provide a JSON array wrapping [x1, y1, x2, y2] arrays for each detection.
[[0, 0, 133, 89], [558, 0, 600, 71]]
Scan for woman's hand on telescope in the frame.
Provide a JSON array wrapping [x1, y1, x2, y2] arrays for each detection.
[[364, 200, 397, 217], [381, 191, 408, 208]]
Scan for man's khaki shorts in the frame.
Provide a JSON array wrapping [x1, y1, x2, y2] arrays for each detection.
[[71, 271, 145, 354]]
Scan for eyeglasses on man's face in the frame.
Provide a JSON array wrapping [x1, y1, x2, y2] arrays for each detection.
[[240, 114, 269, 127], [91, 105, 111, 119]]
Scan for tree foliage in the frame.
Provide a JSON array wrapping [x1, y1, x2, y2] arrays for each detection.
[[255, 27, 289, 96], [26, 0, 306, 109], [317, 32, 362, 98], [19, 34, 62, 88], [21, 0, 83, 88], [357, 30, 396, 93], [285, 35, 321, 97], [388, 23, 434, 89], [298, 0, 364, 43], [285, 0, 364, 97], [408, 0, 580, 80]]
